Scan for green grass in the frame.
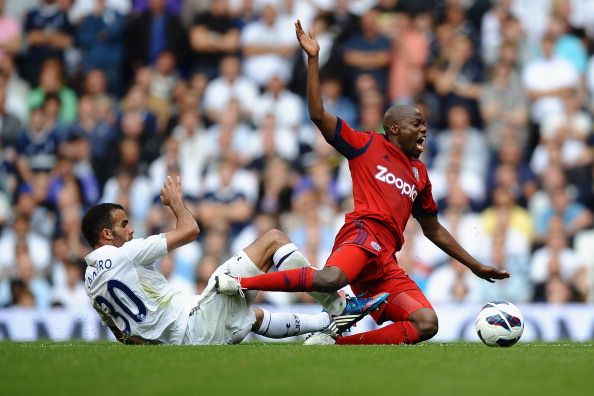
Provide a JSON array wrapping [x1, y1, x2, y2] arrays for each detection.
[[0, 342, 592, 396]]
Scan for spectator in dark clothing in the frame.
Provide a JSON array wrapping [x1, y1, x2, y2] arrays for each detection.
[[23, 0, 74, 85], [341, 8, 391, 95], [189, 0, 239, 79], [77, 0, 126, 95], [124, 0, 188, 76]]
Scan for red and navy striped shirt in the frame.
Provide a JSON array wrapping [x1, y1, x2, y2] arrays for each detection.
[[330, 118, 438, 249]]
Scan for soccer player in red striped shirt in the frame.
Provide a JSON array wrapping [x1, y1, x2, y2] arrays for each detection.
[[217, 20, 510, 345]]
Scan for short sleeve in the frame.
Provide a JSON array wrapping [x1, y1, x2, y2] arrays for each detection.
[[121, 234, 168, 268], [412, 175, 438, 219], [329, 118, 374, 160]]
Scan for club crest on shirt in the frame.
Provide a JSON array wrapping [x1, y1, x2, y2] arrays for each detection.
[[371, 241, 381, 252], [412, 167, 420, 182]]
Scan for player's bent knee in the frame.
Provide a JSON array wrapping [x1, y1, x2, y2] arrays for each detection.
[[409, 308, 439, 341], [313, 267, 348, 292], [251, 307, 265, 331], [263, 228, 290, 248], [417, 319, 438, 341]]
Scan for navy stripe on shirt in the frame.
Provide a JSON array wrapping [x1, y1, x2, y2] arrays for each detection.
[[330, 118, 373, 160]]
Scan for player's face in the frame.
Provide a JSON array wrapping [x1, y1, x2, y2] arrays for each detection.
[[395, 110, 427, 158], [109, 209, 134, 247]]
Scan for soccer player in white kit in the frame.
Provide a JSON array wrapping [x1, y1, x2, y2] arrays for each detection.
[[82, 176, 377, 345]]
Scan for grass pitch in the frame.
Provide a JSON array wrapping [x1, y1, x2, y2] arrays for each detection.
[[0, 342, 592, 396]]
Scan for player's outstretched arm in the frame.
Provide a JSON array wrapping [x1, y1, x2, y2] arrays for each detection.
[[295, 20, 337, 142], [416, 216, 510, 283], [160, 176, 200, 252]]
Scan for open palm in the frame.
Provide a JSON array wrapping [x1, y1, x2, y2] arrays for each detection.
[[295, 20, 319, 57]]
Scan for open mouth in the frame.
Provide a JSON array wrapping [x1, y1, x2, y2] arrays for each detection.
[[416, 136, 426, 152]]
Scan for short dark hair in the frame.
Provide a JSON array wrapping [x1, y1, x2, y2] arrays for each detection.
[[81, 203, 124, 247]]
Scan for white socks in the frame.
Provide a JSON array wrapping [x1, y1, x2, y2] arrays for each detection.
[[255, 309, 331, 338], [273, 243, 346, 316]]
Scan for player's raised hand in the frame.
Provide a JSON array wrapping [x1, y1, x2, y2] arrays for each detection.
[[295, 19, 319, 58], [160, 176, 183, 207], [472, 264, 510, 283]]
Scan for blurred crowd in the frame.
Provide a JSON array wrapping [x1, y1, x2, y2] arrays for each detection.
[[1, 0, 594, 311]]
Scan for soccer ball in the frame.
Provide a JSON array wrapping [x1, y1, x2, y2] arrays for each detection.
[[475, 301, 524, 347]]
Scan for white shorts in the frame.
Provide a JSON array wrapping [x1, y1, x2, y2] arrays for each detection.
[[182, 250, 264, 345]]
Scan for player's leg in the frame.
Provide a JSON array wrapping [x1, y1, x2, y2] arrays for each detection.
[[238, 228, 346, 314], [250, 307, 336, 338], [229, 244, 388, 333], [336, 289, 438, 345], [236, 244, 371, 293], [233, 221, 377, 294]]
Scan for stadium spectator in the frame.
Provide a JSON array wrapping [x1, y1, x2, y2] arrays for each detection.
[[432, 105, 490, 182], [240, 3, 296, 87], [522, 33, 579, 153], [133, 0, 181, 15], [80, 69, 117, 124], [51, 258, 91, 310], [0, 0, 22, 62], [0, 213, 51, 281], [77, 0, 126, 94], [27, 59, 78, 125], [253, 73, 304, 129], [425, 258, 483, 304], [387, 12, 429, 104], [479, 60, 529, 152], [123, 0, 187, 72], [480, 0, 514, 66], [318, 75, 357, 127], [3, 249, 52, 308], [202, 55, 259, 124], [530, 216, 586, 302], [199, 157, 257, 237], [0, 82, 21, 148], [22, 0, 74, 85], [147, 51, 179, 131], [533, 187, 593, 244], [341, 8, 391, 94], [15, 107, 60, 182], [0, 55, 30, 124], [68, 95, 117, 186], [547, 15, 588, 75], [101, 166, 152, 236], [478, 218, 532, 303], [189, 0, 240, 78], [67, 0, 131, 25], [428, 33, 484, 127], [487, 142, 538, 207]]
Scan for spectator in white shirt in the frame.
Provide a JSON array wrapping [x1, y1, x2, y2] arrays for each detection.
[[240, 3, 296, 87], [203, 55, 259, 123]]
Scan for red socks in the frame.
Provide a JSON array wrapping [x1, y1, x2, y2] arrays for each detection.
[[336, 321, 421, 345], [240, 267, 315, 292]]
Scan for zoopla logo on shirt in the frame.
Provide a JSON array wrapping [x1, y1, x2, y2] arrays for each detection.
[[374, 165, 418, 200]]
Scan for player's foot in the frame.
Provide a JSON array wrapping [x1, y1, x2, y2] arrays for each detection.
[[332, 292, 390, 334], [214, 273, 243, 296]]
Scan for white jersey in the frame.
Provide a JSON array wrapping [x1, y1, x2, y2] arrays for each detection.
[[84, 234, 194, 344]]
